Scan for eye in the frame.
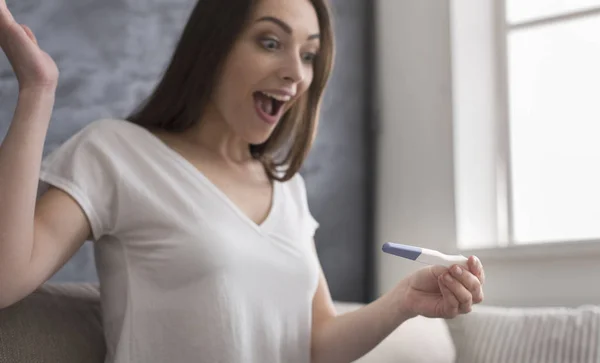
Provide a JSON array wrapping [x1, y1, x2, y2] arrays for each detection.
[[301, 52, 318, 64], [260, 37, 280, 51]]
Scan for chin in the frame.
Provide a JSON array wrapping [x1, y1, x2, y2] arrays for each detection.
[[246, 130, 275, 146]]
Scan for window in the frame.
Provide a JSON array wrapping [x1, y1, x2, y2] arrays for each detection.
[[451, 0, 600, 251], [503, 2, 600, 244]]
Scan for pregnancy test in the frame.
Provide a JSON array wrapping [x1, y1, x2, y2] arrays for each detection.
[[382, 242, 468, 268]]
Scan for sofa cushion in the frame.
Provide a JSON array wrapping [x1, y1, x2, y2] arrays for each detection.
[[334, 301, 456, 363], [0, 283, 105, 363], [1, 285, 456, 363], [445, 304, 600, 363]]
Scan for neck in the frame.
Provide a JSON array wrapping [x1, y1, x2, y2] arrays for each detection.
[[183, 109, 252, 164]]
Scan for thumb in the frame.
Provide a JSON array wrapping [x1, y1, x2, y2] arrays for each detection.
[[429, 265, 450, 279], [20, 24, 37, 45]]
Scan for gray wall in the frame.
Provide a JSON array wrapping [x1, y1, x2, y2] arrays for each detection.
[[0, 0, 374, 302]]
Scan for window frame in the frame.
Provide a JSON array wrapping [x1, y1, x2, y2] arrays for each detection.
[[453, 0, 600, 257]]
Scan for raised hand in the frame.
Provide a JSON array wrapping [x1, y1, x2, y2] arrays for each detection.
[[0, 0, 59, 91]]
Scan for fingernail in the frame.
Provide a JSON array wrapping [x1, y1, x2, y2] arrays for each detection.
[[453, 266, 463, 275], [444, 273, 453, 283]]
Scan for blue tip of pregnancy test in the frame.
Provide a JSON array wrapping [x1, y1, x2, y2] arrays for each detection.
[[382, 242, 422, 261]]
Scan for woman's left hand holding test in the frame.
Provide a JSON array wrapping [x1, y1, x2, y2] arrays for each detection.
[[395, 255, 485, 319]]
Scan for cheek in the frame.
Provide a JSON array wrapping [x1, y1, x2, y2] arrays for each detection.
[[214, 65, 253, 118], [298, 71, 314, 96], [217, 48, 265, 106]]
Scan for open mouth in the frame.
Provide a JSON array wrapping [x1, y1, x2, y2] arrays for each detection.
[[253, 91, 288, 117]]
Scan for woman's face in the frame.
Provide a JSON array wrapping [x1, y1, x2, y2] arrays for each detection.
[[208, 0, 321, 145]]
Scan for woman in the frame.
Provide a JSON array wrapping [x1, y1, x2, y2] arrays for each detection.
[[0, 0, 485, 362]]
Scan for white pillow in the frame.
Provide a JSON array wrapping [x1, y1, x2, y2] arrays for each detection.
[[445, 304, 600, 363]]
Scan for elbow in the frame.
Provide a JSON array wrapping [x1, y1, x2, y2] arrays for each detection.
[[0, 279, 7, 309], [0, 295, 11, 310], [0, 291, 27, 311], [310, 350, 322, 363], [311, 349, 335, 363], [310, 330, 322, 363], [0, 277, 23, 310], [310, 325, 330, 363], [0, 292, 22, 311], [0, 289, 12, 310]]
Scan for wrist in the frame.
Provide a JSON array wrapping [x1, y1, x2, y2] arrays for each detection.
[[390, 279, 417, 323], [14, 88, 56, 126], [17, 87, 56, 109], [18, 86, 56, 99]]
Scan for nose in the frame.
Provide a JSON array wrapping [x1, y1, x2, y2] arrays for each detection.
[[279, 53, 305, 84]]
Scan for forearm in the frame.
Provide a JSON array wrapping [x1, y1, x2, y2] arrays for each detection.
[[311, 283, 412, 363], [0, 89, 54, 303]]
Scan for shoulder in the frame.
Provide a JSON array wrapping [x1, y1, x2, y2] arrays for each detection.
[[69, 118, 138, 142], [280, 172, 313, 212], [284, 171, 310, 196], [49, 118, 128, 153], [48, 118, 149, 158], [279, 171, 320, 233], [42, 118, 146, 174]]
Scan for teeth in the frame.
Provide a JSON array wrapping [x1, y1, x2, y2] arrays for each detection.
[[260, 91, 291, 102]]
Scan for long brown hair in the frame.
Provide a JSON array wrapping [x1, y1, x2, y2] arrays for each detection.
[[126, 0, 335, 182]]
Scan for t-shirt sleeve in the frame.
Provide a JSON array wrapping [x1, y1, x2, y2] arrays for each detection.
[[292, 173, 320, 237], [39, 122, 119, 241]]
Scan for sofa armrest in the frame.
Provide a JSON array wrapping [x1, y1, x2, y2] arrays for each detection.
[[333, 301, 456, 363], [0, 283, 105, 363]]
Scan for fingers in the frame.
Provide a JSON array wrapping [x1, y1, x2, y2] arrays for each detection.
[[468, 255, 485, 285], [21, 24, 37, 45], [441, 270, 473, 313], [439, 264, 485, 318], [434, 257, 486, 319], [438, 277, 460, 318], [0, 0, 15, 27], [449, 265, 484, 304]]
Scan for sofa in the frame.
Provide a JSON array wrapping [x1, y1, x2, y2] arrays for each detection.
[[1, 283, 599, 363]]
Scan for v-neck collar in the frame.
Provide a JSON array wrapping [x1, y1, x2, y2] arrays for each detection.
[[127, 121, 278, 235]]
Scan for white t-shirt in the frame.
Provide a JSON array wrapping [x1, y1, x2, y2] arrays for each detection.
[[39, 118, 321, 363]]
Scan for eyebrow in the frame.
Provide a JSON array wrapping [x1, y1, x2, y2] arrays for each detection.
[[256, 16, 320, 41]]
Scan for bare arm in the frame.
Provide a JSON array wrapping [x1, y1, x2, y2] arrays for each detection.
[[309, 242, 411, 363], [0, 2, 91, 308], [310, 278, 410, 363], [310, 241, 485, 363]]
